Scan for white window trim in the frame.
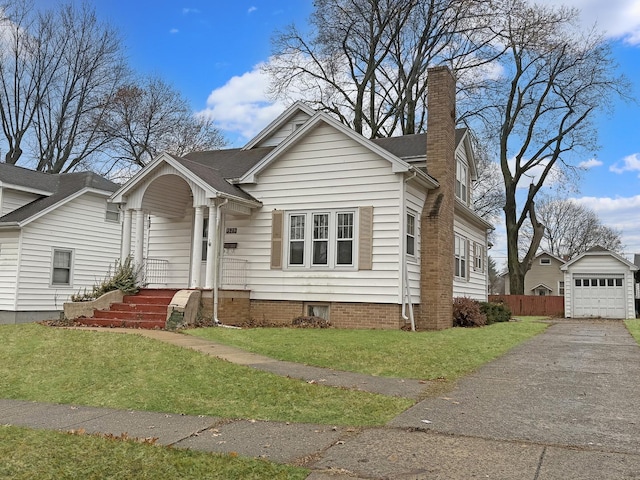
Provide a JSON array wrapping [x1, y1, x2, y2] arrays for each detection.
[[455, 157, 468, 204], [406, 210, 416, 259], [539, 257, 551, 265], [51, 248, 74, 287], [454, 235, 467, 280], [286, 209, 358, 270], [105, 202, 120, 223]]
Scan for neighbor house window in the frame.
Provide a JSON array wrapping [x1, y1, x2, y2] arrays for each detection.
[[287, 210, 355, 268], [455, 158, 468, 202], [105, 202, 120, 222], [558, 281, 565, 295], [454, 235, 467, 279], [540, 257, 551, 265], [51, 249, 73, 286], [406, 212, 415, 257]]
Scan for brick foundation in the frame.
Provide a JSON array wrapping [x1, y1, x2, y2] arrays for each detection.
[[204, 295, 411, 329]]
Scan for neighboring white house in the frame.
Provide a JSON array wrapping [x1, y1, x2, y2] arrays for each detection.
[[561, 246, 639, 319], [0, 164, 121, 324], [110, 67, 492, 330]]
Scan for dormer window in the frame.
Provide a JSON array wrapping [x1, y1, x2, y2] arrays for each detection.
[[455, 158, 468, 203]]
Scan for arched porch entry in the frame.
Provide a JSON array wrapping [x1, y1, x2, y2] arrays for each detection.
[[119, 172, 252, 290]]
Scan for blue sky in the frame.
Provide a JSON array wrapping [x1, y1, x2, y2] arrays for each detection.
[[43, 0, 640, 262]]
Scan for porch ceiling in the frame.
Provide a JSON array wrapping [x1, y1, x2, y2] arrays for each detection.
[[142, 174, 192, 218]]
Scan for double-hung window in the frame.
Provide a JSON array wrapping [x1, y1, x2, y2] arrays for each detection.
[[287, 210, 355, 268], [455, 158, 468, 203], [336, 212, 354, 265], [52, 249, 73, 286], [312, 213, 329, 265], [289, 214, 306, 265], [454, 235, 467, 279], [406, 212, 416, 257]]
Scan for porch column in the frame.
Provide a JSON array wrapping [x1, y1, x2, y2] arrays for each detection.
[[133, 209, 145, 270], [121, 208, 133, 261], [205, 206, 217, 289], [190, 206, 204, 288]]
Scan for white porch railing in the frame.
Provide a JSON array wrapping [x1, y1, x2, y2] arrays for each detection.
[[143, 258, 169, 286], [221, 257, 248, 289]]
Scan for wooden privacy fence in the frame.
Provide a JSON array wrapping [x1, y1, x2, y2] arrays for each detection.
[[488, 295, 565, 317]]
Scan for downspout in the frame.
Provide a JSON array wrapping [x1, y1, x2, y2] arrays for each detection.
[[212, 198, 228, 324], [402, 170, 417, 331]]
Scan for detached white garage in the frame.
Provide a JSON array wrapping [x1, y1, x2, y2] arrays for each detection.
[[561, 247, 639, 319]]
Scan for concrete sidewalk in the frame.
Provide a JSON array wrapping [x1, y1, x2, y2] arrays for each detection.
[[3, 320, 640, 479]]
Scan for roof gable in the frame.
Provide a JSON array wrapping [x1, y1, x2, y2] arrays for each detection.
[[239, 112, 417, 185], [560, 246, 639, 271], [242, 101, 315, 150], [0, 170, 118, 226]]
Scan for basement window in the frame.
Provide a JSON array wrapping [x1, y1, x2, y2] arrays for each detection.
[[306, 303, 329, 320]]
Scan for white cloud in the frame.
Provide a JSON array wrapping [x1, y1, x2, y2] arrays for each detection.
[[573, 195, 640, 256], [248, 6, 257, 14], [198, 64, 286, 143], [609, 153, 640, 176], [182, 8, 200, 15], [578, 158, 603, 169], [169, 28, 179, 34], [537, 0, 640, 45]]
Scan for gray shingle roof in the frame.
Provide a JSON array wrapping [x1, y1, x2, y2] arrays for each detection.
[[0, 165, 119, 225], [370, 128, 467, 159]]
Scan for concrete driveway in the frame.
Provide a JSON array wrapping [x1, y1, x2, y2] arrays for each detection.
[[312, 320, 640, 479]]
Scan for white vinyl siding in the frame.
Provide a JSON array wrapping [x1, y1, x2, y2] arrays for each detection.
[[563, 253, 637, 319], [0, 231, 19, 310], [239, 122, 404, 304], [14, 192, 121, 312], [453, 215, 488, 301], [404, 183, 425, 304], [146, 212, 192, 288], [258, 112, 312, 147], [0, 189, 42, 216]]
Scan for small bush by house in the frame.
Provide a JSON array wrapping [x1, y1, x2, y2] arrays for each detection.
[[480, 301, 512, 325], [452, 297, 487, 327]]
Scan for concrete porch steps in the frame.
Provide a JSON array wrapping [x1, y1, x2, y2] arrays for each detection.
[[74, 288, 180, 329]]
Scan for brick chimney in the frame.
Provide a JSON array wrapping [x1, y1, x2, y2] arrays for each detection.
[[417, 66, 456, 330]]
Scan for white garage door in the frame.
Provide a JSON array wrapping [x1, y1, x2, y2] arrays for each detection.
[[572, 276, 626, 318]]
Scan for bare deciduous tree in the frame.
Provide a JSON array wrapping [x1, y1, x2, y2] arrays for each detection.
[[33, 3, 127, 173], [265, 0, 493, 138], [470, 0, 629, 294], [519, 197, 624, 259], [97, 76, 226, 171]]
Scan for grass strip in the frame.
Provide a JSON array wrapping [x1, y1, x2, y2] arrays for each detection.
[[0, 425, 307, 480], [188, 320, 548, 380], [625, 319, 640, 344], [0, 324, 410, 426]]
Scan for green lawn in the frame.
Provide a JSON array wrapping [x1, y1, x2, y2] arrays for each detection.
[[0, 324, 410, 426], [0, 425, 307, 480], [625, 319, 640, 344], [188, 320, 548, 381]]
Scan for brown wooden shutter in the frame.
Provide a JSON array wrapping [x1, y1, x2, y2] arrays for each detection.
[[358, 206, 373, 270], [271, 210, 283, 269]]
